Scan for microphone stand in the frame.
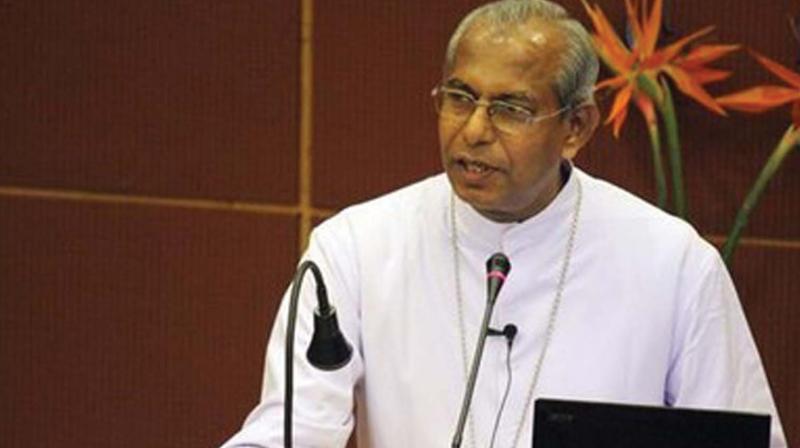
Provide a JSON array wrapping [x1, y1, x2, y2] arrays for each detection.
[[451, 253, 511, 448], [284, 260, 353, 448]]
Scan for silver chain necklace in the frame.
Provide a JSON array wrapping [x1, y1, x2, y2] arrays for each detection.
[[450, 175, 583, 448]]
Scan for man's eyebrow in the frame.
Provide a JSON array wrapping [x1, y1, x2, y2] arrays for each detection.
[[444, 78, 479, 97], [444, 78, 539, 106], [494, 92, 537, 106]]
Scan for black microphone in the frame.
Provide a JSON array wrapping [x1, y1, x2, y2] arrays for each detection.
[[487, 323, 518, 343], [486, 253, 511, 305], [284, 260, 353, 448], [451, 253, 512, 448]]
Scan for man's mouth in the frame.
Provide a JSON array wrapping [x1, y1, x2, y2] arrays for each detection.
[[457, 158, 497, 174]]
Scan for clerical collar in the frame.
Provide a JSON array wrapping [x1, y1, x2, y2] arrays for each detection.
[[450, 161, 580, 253]]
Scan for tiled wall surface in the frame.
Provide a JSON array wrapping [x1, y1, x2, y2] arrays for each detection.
[[1, 1, 300, 445], [1, 1, 797, 447]]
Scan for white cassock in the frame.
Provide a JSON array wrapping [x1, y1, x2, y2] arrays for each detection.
[[221, 165, 786, 448]]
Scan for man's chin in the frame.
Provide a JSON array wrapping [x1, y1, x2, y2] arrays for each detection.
[[453, 185, 536, 222], [453, 187, 507, 218]]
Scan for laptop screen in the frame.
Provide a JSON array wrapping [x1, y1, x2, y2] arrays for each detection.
[[533, 398, 771, 448]]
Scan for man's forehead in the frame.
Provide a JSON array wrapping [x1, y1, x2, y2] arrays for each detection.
[[464, 19, 559, 52], [457, 20, 565, 68], [450, 19, 566, 98]]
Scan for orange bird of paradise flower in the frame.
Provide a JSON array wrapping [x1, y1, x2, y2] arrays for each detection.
[[583, 0, 740, 137], [714, 50, 799, 263], [716, 51, 800, 128]]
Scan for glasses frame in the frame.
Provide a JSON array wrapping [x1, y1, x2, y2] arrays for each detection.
[[431, 85, 572, 134]]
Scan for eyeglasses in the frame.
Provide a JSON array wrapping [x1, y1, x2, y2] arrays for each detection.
[[431, 85, 570, 134]]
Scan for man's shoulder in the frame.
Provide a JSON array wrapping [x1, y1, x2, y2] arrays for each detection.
[[349, 173, 448, 214], [576, 168, 722, 278], [579, 169, 689, 226], [577, 168, 712, 250], [316, 173, 449, 235]]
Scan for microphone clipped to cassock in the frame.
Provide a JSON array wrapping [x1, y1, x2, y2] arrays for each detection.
[[487, 323, 518, 343], [451, 252, 512, 448], [284, 260, 353, 448]]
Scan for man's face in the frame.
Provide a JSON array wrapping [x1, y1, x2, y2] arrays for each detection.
[[439, 20, 577, 222]]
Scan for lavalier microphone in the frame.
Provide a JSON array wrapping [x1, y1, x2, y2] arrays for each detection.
[[487, 324, 518, 343]]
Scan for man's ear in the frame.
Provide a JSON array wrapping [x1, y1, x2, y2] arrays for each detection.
[[561, 103, 600, 160]]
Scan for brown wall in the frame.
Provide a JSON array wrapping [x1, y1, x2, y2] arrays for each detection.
[[0, 1, 797, 447]]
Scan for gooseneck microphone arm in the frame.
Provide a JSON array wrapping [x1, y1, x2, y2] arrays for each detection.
[[450, 292, 500, 448], [284, 260, 353, 448], [451, 253, 511, 448]]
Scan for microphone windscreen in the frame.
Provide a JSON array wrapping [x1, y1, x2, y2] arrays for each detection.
[[486, 252, 511, 276], [486, 253, 511, 304]]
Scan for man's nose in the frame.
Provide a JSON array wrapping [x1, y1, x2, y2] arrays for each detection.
[[461, 105, 496, 147]]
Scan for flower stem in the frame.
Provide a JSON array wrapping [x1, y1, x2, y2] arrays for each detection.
[[722, 125, 799, 264], [635, 75, 669, 210], [646, 122, 668, 209], [657, 79, 687, 219]]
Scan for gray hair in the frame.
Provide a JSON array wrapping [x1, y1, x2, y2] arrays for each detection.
[[443, 0, 598, 109]]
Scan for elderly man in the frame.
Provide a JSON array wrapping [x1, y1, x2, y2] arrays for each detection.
[[222, 0, 786, 447]]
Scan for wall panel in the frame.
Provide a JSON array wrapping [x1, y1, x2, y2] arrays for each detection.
[[313, 0, 480, 209], [0, 0, 298, 203], [0, 196, 297, 446], [729, 246, 800, 447]]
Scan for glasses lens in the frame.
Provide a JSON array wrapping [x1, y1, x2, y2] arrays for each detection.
[[490, 103, 535, 134], [436, 89, 475, 118]]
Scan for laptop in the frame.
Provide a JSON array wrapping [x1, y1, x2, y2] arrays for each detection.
[[533, 398, 771, 448]]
